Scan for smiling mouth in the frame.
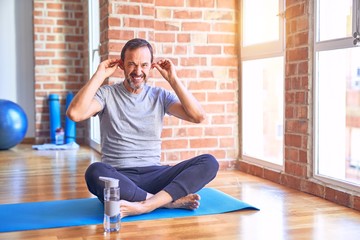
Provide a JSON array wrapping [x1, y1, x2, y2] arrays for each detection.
[[127, 74, 146, 91], [130, 74, 144, 82]]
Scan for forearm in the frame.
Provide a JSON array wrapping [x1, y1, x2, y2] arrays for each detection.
[[169, 77, 206, 123]]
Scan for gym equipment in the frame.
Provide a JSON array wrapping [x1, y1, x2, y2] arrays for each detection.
[[0, 99, 28, 150], [48, 94, 61, 144], [65, 92, 76, 143]]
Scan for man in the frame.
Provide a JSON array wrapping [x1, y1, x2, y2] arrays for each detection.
[[67, 38, 219, 217]]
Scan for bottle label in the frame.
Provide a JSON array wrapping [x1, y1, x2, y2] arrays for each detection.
[[55, 128, 64, 145], [105, 200, 120, 217]]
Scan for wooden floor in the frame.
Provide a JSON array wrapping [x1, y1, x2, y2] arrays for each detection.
[[1, 145, 360, 240]]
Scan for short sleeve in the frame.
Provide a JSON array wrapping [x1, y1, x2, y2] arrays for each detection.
[[93, 85, 108, 116], [163, 89, 179, 114]]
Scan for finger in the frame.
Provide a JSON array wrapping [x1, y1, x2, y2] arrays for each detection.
[[156, 59, 167, 66], [108, 59, 120, 68], [108, 62, 118, 68], [152, 62, 163, 72], [159, 59, 168, 66], [161, 59, 172, 69]]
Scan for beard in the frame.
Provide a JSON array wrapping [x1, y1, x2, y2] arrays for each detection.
[[126, 72, 147, 91]]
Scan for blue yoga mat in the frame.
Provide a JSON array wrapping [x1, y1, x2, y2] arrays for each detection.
[[0, 188, 258, 233]]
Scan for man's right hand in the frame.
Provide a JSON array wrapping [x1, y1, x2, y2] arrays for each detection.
[[66, 59, 120, 122], [95, 58, 120, 80]]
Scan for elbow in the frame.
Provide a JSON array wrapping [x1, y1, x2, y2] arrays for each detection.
[[193, 111, 206, 124], [66, 109, 81, 122]]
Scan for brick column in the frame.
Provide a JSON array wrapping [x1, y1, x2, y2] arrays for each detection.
[[99, 0, 155, 84], [33, 0, 85, 143], [284, 0, 311, 186]]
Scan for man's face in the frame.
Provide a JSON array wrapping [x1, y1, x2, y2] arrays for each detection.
[[120, 46, 152, 92]]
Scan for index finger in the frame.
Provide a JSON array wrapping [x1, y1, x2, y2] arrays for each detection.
[[108, 59, 120, 68]]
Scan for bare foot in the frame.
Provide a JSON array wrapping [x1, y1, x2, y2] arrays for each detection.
[[164, 193, 201, 210], [120, 200, 148, 218], [119, 193, 201, 218]]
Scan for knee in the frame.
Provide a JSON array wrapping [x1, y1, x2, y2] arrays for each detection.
[[85, 162, 104, 182], [84, 162, 111, 200], [84, 162, 113, 189], [200, 154, 219, 175]]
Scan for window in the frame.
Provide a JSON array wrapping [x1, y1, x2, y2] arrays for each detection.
[[241, 0, 285, 168], [88, 0, 101, 152], [315, 0, 360, 186]]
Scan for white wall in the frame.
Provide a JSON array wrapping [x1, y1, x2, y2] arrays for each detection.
[[0, 0, 35, 138]]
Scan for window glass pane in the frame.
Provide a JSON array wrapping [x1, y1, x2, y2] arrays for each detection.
[[316, 47, 360, 185], [317, 0, 353, 42], [242, 0, 280, 46], [242, 57, 284, 165]]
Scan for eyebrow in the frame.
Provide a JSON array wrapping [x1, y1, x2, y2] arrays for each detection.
[[127, 61, 150, 66]]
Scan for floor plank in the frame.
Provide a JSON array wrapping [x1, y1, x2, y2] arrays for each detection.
[[0, 144, 360, 240]]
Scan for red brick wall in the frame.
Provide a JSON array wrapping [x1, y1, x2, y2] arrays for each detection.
[[33, 0, 86, 143], [33, 0, 238, 166], [99, 0, 239, 167]]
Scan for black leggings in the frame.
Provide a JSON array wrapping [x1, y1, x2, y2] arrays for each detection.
[[85, 154, 219, 203]]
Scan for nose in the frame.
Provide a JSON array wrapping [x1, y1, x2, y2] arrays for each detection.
[[135, 65, 142, 75]]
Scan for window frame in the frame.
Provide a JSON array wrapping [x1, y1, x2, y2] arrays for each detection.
[[313, 0, 360, 190], [240, 0, 285, 61], [240, 0, 286, 170]]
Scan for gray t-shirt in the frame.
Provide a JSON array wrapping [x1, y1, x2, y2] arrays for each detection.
[[94, 82, 178, 168]]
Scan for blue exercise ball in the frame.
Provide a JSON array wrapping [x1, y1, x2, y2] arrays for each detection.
[[0, 99, 28, 150]]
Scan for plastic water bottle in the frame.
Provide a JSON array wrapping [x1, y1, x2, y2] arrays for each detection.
[[48, 94, 61, 144], [55, 127, 64, 145], [99, 177, 120, 232]]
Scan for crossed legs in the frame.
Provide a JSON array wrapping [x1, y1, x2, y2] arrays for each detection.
[[85, 154, 219, 217]]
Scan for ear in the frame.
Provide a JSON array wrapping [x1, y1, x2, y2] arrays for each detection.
[[118, 59, 125, 70]]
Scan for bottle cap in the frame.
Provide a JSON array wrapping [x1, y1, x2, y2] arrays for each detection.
[[55, 127, 64, 133], [99, 176, 119, 188]]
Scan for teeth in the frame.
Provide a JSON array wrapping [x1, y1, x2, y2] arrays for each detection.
[[132, 76, 142, 81]]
